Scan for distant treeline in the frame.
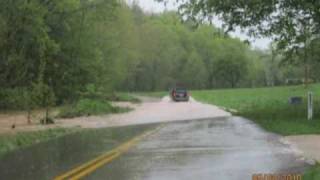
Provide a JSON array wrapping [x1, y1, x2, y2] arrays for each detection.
[[0, 0, 318, 109]]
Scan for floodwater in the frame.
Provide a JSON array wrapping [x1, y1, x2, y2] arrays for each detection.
[[88, 117, 309, 180], [57, 96, 231, 129], [0, 124, 154, 180], [0, 99, 310, 180]]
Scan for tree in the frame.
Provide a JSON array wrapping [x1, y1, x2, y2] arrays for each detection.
[[192, 25, 222, 88], [245, 50, 267, 87], [181, 51, 208, 89], [213, 40, 249, 88], [0, 1, 274, 111], [31, 59, 55, 124], [159, 0, 320, 87]]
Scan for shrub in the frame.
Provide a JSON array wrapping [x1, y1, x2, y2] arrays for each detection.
[[0, 88, 31, 110], [75, 98, 113, 115], [58, 98, 114, 118], [110, 93, 141, 103]]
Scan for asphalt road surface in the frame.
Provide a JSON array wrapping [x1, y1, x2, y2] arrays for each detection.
[[87, 117, 309, 180], [0, 97, 310, 180]]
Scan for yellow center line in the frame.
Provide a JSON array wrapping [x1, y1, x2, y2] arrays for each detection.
[[54, 125, 164, 180], [70, 152, 121, 180]]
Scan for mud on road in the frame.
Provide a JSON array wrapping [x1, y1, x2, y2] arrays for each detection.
[[57, 96, 231, 129], [0, 95, 230, 135]]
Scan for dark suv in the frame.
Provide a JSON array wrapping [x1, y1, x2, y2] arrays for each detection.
[[170, 87, 189, 102]]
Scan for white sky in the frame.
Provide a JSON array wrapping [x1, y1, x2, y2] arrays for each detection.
[[129, 0, 271, 50]]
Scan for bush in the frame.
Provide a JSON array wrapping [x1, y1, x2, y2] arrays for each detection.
[[76, 98, 113, 115], [58, 98, 114, 118], [110, 93, 141, 103], [0, 88, 30, 110]]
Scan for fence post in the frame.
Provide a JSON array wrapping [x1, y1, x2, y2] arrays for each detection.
[[308, 91, 313, 120]]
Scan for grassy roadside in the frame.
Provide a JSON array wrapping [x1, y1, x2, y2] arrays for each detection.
[[0, 128, 79, 157], [304, 164, 320, 180], [192, 84, 320, 135]]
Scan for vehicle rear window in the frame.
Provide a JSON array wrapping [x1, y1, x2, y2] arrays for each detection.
[[175, 88, 187, 93]]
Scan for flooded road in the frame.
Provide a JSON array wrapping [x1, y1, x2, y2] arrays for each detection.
[[0, 117, 310, 180], [0, 125, 155, 180], [87, 117, 309, 180], [57, 96, 231, 129]]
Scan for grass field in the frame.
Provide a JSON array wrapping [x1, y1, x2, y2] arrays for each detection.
[[192, 84, 320, 135]]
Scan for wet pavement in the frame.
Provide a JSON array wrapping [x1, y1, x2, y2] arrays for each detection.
[[0, 125, 155, 180], [0, 117, 310, 180], [87, 117, 309, 180]]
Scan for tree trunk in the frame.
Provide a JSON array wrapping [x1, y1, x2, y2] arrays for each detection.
[[45, 106, 49, 124], [27, 109, 31, 124]]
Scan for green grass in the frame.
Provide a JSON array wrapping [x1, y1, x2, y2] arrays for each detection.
[[113, 93, 141, 103], [58, 98, 115, 118], [192, 84, 320, 135], [304, 164, 320, 180], [135, 91, 168, 98], [192, 85, 320, 111], [0, 128, 79, 157], [58, 92, 140, 118], [58, 98, 133, 118]]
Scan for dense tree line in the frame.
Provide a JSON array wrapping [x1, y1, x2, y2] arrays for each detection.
[[0, 0, 310, 110], [0, 0, 129, 109], [164, 0, 320, 86], [119, 6, 273, 91]]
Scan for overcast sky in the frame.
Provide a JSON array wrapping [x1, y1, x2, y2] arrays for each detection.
[[128, 0, 271, 50]]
